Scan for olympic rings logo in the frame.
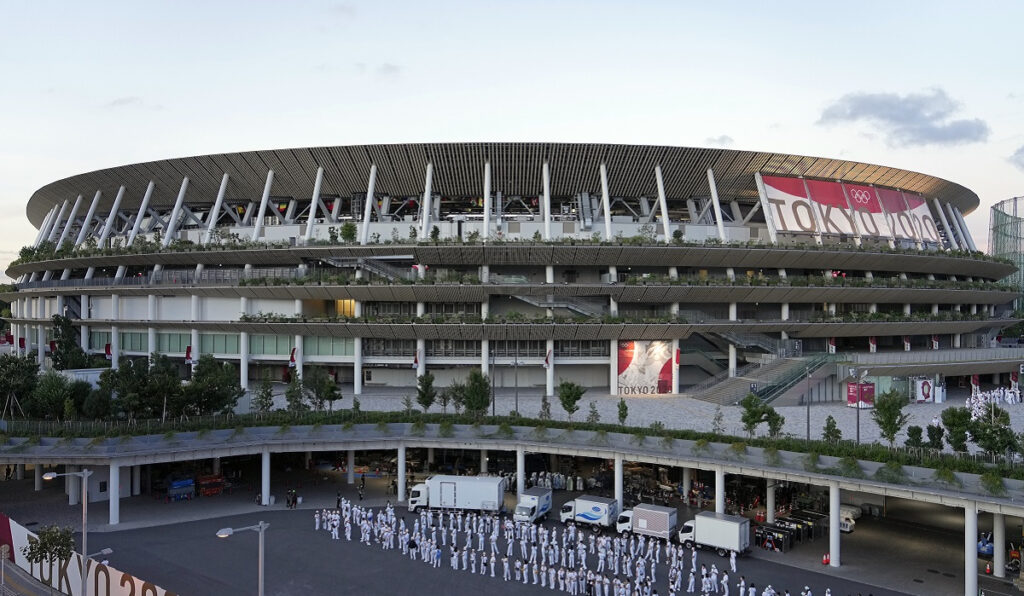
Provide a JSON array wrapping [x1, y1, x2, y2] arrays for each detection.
[[849, 189, 872, 204]]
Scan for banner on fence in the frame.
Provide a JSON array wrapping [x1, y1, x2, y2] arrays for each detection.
[[617, 340, 672, 395]]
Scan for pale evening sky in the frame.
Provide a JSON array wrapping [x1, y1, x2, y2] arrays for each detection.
[[1, 1, 1023, 282]]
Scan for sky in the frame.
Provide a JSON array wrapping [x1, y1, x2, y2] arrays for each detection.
[[1, 0, 1023, 281]]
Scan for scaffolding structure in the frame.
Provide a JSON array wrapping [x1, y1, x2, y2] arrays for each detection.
[[990, 196, 1024, 308]]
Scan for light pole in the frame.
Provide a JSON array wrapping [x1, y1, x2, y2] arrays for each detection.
[[216, 521, 269, 596], [514, 341, 520, 415], [42, 468, 93, 596]]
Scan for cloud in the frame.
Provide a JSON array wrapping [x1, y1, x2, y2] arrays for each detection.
[[818, 88, 989, 147], [1010, 146, 1024, 172], [102, 96, 163, 110], [331, 3, 355, 17], [704, 135, 734, 147], [375, 63, 401, 76]]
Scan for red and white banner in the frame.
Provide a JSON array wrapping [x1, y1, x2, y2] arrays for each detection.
[[617, 341, 672, 395], [846, 382, 875, 408], [543, 350, 551, 370], [868, 336, 877, 353], [903, 336, 912, 351], [104, 343, 112, 360], [47, 341, 56, 353], [288, 347, 297, 369], [412, 350, 419, 369], [903, 193, 942, 245], [761, 176, 819, 235], [19, 338, 26, 349], [914, 378, 934, 403], [828, 337, 837, 354], [931, 335, 940, 350], [804, 179, 856, 235], [843, 183, 893, 239], [184, 345, 193, 365], [0, 513, 173, 596], [876, 188, 917, 240], [1012, 371, 1019, 391]]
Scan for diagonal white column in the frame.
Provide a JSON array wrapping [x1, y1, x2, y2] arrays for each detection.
[[54, 194, 84, 251], [951, 205, 978, 251], [304, 167, 326, 244], [655, 165, 672, 242], [161, 177, 191, 248], [599, 162, 613, 240], [203, 173, 231, 245], [250, 170, 276, 242], [706, 168, 727, 241], [932, 198, 960, 250], [419, 162, 434, 239], [357, 165, 375, 245], [33, 207, 56, 246], [46, 199, 71, 243], [74, 191, 103, 247]]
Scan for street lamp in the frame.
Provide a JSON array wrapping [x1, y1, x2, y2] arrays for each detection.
[[42, 468, 93, 596], [216, 521, 269, 596]]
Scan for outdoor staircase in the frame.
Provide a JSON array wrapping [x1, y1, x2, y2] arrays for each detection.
[[512, 295, 606, 317], [687, 357, 812, 405], [324, 257, 415, 282]]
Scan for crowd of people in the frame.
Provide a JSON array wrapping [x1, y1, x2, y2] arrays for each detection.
[[968, 386, 1021, 418], [311, 499, 841, 596]]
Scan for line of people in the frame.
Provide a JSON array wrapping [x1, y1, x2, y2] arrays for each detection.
[[312, 501, 834, 596]]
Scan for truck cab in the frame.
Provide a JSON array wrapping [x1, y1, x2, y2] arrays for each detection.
[[560, 501, 577, 524], [616, 510, 634, 534], [408, 482, 428, 512]]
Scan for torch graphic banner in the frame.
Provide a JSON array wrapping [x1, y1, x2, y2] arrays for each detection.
[[617, 340, 672, 395]]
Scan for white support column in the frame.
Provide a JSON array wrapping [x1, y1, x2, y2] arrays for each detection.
[[54, 194, 83, 250], [993, 512, 1005, 578], [46, 199, 70, 243], [419, 162, 434, 239], [204, 173, 231, 244], [714, 467, 725, 514], [34, 465, 43, 491], [127, 181, 155, 247], [353, 337, 363, 395], [829, 481, 841, 567], [73, 191, 103, 246], [932, 198, 960, 250], [294, 333, 304, 380], [609, 339, 618, 395], [944, 202, 968, 250], [347, 450, 356, 485], [728, 345, 737, 378], [109, 461, 121, 525], [965, 503, 978, 595], [672, 338, 679, 393], [482, 160, 492, 240], [191, 329, 200, 370], [96, 186, 126, 250], [416, 338, 426, 378], [358, 164, 378, 246], [110, 294, 120, 369], [707, 168, 728, 242], [36, 301, 45, 367], [161, 177, 190, 249], [397, 444, 407, 502], [599, 162, 613, 240], [250, 170, 276, 242], [542, 160, 552, 240], [480, 339, 489, 378], [132, 465, 142, 496], [614, 454, 624, 512], [545, 339, 555, 398], [654, 165, 672, 242], [147, 295, 157, 355], [480, 450, 488, 474], [15, 464, 24, 480], [516, 447, 525, 498], [261, 449, 271, 506], [766, 483, 776, 523], [952, 206, 978, 251], [239, 331, 250, 391], [67, 465, 79, 506], [681, 468, 691, 498], [34, 207, 56, 246]]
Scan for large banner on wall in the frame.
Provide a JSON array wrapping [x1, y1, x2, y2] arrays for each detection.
[[842, 183, 893, 240], [761, 175, 819, 234], [0, 513, 175, 596], [617, 341, 672, 395], [903, 193, 942, 245]]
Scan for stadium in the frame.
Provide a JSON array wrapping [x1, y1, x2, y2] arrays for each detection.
[[3, 142, 1021, 406]]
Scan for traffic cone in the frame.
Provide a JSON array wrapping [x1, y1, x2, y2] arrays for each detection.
[[985, 560, 992, 574], [822, 553, 830, 565]]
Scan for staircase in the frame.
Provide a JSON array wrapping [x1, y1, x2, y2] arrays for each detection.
[[324, 257, 415, 282], [687, 357, 813, 405], [512, 295, 606, 317], [715, 330, 780, 353]]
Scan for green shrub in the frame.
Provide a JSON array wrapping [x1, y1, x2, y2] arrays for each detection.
[[439, 420, 454, 438], [981, 470, 1006, 496], [874, 461, 906, 484], [933, 467, 962, 488]]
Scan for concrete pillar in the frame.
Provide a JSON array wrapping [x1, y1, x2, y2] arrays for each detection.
[[609, 339, 618, 395], [212, 457, 221, 476], [132, 465, 142, 496], [672, 338, 680, 394], [416, 337, 426, 378], [965, 503, 978, 596], [397, 444, 407, 502], [15, 464, 24, 480], [480, 450, 488, 474], [480, 338, 489, 378], [766, 482, 776, 524], [293, 333, 304, 381], [681, 468, 691, 499], [545, 339, 555, 398], [353, 337, 363, 395], [109, 462, 120, 525], [516, 447, 525, 498], [993, 512, 1006, 579], [549, 453, 558, 471], [714, 467, 725, 514], [614, 454, 624, 512], [261, 450, 270, 506], [728, 345, 737, 378], [67, 465, 79, 505], [347, 450, 355, 485], [34, 465, 42, 491], [829, 481, 840, 567], [427, 448, 435, 465]]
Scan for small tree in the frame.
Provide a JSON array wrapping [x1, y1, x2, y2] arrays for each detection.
[[904, 425, 924, 449], [925, 424, 945, 450], [617, 398, 628, 426], [50, 314, 89, 370], [21, 524, 75, 588], [941, 406, 971, 452], [28, 370, 71, 420], [462, 369, 491, 419], [285, 373, 307, 412], [557, 380, 585, 422], [430, 225, 441, 242], [586, 401, 600, 424], [765, 408, 785, 438], [822, 415, 842, 443], [711, 405, 725, 435], [438, 381, 454, 414], [871, 389, 911, 447], [303, 367, 340, 411], [416, 372, 437, 413], [251, 377, 275, 414], [970, 404, 1018, 457], [340, 222, 358, 244], [0, 353, 40, 418], [739, 393, 765, 437], [182, 355, 244, 415]]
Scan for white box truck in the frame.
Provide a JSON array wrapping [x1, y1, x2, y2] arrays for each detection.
[[514, 487, 553, 523], [408, 475, 506, 513], [677, 511, 750, 556], [616, 503, 678, 541], [560, 495, 619, 528]]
